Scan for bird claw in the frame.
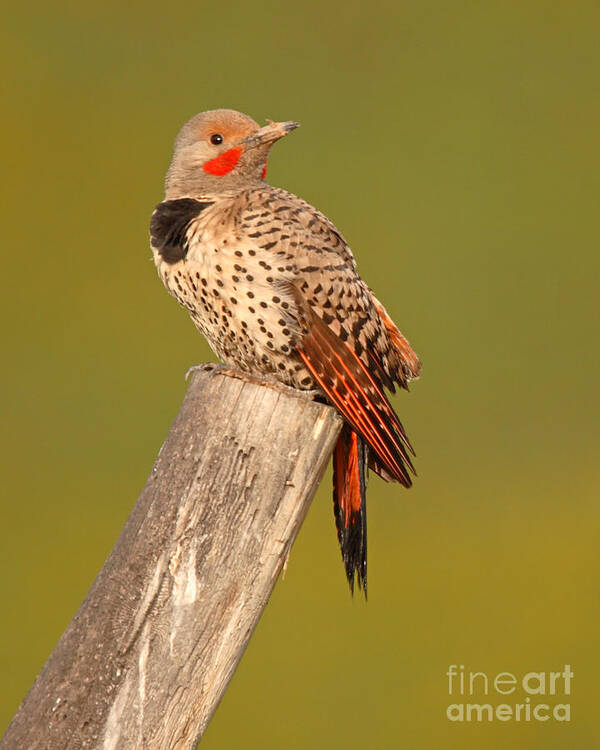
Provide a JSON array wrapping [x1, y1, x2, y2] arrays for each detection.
[[185, 362, 250, 383], [185, 363, 221, 381], [185, 363, 323, 401]]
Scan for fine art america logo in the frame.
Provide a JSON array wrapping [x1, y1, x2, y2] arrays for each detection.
[[446, 664, 573, 723]]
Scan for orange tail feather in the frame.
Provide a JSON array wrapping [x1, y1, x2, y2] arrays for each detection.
[[333, 425, 368, 595]]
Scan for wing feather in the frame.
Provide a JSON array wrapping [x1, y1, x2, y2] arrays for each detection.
[[297, 309, 415, 486]]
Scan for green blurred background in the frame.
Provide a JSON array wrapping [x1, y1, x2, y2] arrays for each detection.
[[2, 1, 599, 747]]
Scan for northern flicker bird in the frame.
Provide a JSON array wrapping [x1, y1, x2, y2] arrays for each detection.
[[150, 109, 421, 595]]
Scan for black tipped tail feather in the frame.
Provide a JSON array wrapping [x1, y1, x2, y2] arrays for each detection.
[[333, 425, 368, 597]]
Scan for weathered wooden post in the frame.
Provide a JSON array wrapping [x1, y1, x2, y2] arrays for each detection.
[[1, 368, 342, 749]]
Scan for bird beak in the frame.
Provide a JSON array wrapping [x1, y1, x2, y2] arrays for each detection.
[[242, 120, 300, 149]]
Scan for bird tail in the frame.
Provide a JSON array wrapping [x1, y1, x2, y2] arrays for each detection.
[[333, 424, 368, 596]]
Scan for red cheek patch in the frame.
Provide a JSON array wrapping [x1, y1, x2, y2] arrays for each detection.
[[261, 162, 268, 180], [203, 147, 243, 176]]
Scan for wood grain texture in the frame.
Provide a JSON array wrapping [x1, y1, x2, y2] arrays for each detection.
[[1, 368, 342, 749]]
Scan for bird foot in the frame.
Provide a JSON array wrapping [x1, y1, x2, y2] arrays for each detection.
[[185, 363, 223, 381], [185, 363, 323, 401]]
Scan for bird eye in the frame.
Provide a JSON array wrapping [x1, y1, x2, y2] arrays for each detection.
[[210, 133, 224, 145]]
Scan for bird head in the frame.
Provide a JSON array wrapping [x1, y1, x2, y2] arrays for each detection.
[[164, 109, 299, 199]]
